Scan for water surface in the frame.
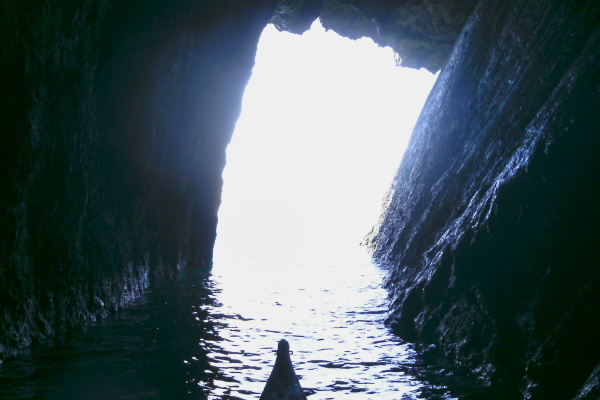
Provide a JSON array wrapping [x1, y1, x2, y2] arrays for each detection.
[[0, 251, 456, 399]]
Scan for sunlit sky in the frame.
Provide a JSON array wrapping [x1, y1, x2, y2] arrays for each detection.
[[213, 20, 437, 267]]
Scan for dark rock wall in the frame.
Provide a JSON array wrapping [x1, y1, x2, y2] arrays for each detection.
[[271, 0, 477, 72], [0, 0, 275, 356], [366, 0, 599, 397], [319, 0, 477, 72]]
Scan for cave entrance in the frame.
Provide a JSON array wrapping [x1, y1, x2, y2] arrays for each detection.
[[214, 20, 436, 269], [208, 21, 437, 387]]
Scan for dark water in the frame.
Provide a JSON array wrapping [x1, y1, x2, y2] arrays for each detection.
[[0, 251, 459, 399]]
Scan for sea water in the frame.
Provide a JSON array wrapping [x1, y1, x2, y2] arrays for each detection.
[[0, 249, 458, 399]]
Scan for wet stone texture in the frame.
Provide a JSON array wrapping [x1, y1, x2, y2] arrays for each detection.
[[0, 0, 277, 356], [273, 0, 477, 72], [365, 0, 600, 398]]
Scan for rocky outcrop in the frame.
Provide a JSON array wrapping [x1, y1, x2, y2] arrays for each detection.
[[319, 0, 477, 72], [272, 0, 477, 72], [0, 0, 276, 356], [366, 0, 600, 397]]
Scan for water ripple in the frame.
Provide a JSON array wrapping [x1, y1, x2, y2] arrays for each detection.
[[0, 251, 457, 399]]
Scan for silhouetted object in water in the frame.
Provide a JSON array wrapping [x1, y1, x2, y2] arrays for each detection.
[[260, 339, 307, 400]]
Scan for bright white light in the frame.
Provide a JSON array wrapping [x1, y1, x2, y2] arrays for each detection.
[[214, 20, 437, 267]]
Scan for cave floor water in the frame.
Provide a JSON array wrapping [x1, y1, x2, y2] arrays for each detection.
[[0, 251, 460, 399]]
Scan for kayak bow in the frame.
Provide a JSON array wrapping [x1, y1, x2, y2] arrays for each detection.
[[259, 339, 307, 400]]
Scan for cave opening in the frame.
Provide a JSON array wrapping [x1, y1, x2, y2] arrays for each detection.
[[204, 23, 440, 394], [213, 20, 437, 274]]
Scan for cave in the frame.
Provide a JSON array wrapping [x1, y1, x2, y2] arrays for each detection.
[[1, 0, 598, 398]]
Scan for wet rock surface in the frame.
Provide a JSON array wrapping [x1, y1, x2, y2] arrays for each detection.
[[272, 0, 477, 72], [0, 0, 276, 356], [366, 0, 600, 397], [319, 0, 477, 72]]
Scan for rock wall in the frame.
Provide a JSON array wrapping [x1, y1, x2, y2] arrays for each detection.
[[0, 0, 276, 356], [272, 0, 477, 72], [366, 0, 600, 398]]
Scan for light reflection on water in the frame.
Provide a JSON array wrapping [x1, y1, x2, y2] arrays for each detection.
[[208, 249, 447, 399], [0, 250, 455, 399]]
